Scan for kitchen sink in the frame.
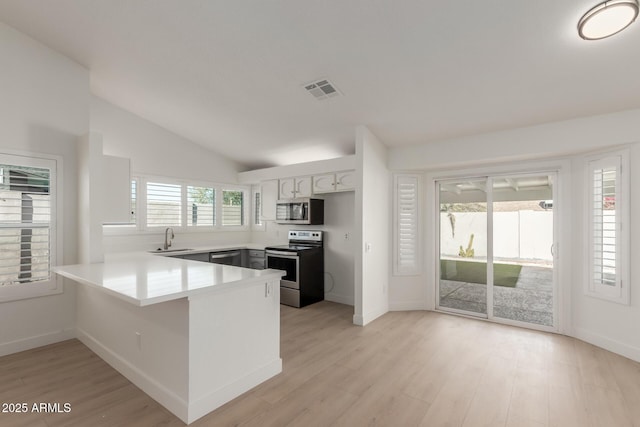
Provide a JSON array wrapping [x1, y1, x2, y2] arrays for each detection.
[[148, 248, 193, 254]]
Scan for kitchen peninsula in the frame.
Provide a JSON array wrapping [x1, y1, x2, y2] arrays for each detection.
[[54, 252, 285, 424]]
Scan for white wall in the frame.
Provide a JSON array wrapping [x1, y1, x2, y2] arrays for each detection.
[[0, 21, 87, 355], [321, 192, 356, 305], [90, 96, 252, 253], [77, 133, 104, 263], [354, 126, 390, 325], [389, 108, 640, 171], [389, 108, 640, 362], [91, 96, 240, 182]]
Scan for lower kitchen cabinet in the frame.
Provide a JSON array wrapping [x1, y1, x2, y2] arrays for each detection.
[[246, 249, 265, 270], [183, 252, 210, 262]]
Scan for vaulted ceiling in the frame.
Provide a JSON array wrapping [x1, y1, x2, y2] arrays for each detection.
[[1, 1, 639, 170]]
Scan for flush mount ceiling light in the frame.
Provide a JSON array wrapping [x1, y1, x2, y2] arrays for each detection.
[[578, 0, 639, 40]]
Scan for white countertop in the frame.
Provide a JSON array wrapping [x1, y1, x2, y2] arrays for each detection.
[[54, 251, 284, 306]]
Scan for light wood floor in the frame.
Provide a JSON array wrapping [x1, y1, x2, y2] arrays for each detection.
[[1, 302, 639, 426]]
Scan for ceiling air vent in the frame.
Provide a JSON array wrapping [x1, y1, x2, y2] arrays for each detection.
[[303, 79, 342, 100]]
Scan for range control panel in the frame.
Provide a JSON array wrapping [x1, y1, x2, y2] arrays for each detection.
[[288, 230, 323, 242]]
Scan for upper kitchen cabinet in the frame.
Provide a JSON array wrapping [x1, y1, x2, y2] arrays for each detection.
[[313, 170, 355, 194], [102, 155, 132, 223], [335, 170, 356, 191], [279, 176, 312, 199], [260, 179, 278, 220], [313, 173, 335, 193]]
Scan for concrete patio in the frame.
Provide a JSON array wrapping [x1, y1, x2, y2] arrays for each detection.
[[439, 265, 553, 326]]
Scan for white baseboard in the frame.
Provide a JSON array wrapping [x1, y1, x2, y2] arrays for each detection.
[[353, 313, 364, 325], [389, 301, 428, 311], [187, 359, 282, 424], [325, 293, 354, 306], [0, 328, 76, 357], [78, 327, 282, 424], [76, 327, 189, 423], [573, 327, 640, 364], [353, 305, 388, 326]]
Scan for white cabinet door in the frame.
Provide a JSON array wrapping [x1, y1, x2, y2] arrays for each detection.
[[279, 178, 296, 199], [335, 170, 355, 192], [295, 176, 312, 197], [312, 173, 336, 193], [102, 155, 131, 223], [260, 179, 278, 220]]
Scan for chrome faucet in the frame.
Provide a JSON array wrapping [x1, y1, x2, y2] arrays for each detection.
[[164, 227, 174, 250]]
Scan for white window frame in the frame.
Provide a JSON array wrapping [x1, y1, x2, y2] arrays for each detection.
[[584, 150, 630, 305], [104, 174, 250, 234], [393, 173, 421, 276], [0, 152, 62, 303]]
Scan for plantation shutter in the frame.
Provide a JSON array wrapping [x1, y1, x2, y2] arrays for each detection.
[[0, 153, 62, 303], [254, 191, 262, 226], [591, 162, 617, 287], [587, 153, 629, 304], [187, 186, 215, 226], [394, 174, 420, 275], [130, 179, 137, 224], [222, 190, 244, 226], [0, 164, 51, 285], [146, 182, 182, 227]]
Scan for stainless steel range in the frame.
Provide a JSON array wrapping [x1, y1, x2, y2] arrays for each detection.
[[265, 230, 324, 308]]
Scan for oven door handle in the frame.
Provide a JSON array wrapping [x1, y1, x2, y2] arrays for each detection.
[[266, 250, 299, 258]]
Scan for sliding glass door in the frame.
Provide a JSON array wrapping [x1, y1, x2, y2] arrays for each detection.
[[438, 178, 488, 316], [491, 175, 554, 327], [436, 173, 556, 330]]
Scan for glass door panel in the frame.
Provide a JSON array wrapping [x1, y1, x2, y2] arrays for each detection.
[[438, 179, 488, 316], [490, 174, 555, 327]]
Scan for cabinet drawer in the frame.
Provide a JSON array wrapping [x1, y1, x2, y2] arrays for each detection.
[[248, 249, 265, 258], [280, 287, 300, 307]]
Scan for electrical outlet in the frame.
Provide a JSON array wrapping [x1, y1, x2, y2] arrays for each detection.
[[344, 233, 349, 240]]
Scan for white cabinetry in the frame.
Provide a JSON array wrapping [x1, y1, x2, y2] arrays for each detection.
[[279, 176, 312, 199], [313, 173, 336, 193], [296, 176, 312, 197], [313, 170, 355, 194], [102, 155, 131, 223], [260, 179, 278, 220], [335, 170, 356, 191], [279, 178, 295, 199]]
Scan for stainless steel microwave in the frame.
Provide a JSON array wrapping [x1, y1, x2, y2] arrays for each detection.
[[276, 198, 324, 225]]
